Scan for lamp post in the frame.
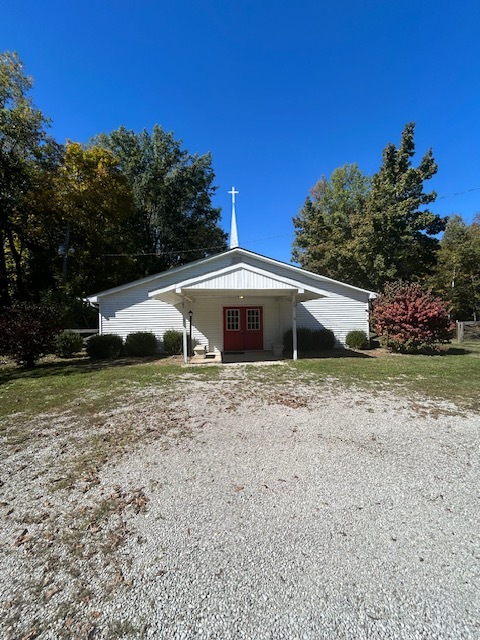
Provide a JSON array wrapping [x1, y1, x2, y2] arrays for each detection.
[[188, 310, 193, 357]]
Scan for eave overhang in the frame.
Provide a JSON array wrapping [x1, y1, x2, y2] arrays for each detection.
[[148, 262, 329, 305]]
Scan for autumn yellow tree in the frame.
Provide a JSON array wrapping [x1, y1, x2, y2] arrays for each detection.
[[52, 141, 135, 294]]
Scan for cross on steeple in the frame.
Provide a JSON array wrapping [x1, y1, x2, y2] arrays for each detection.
[[228, 186, 239, 249]]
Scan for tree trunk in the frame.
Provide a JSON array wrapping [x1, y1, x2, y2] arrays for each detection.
[[5, 227, 26, 299], [0, 229, 11, 309]]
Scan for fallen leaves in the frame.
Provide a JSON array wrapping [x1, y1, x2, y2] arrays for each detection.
[[269, 392, 309, 409], [14, 529, 33, 547], [44, 585, 61, 602]]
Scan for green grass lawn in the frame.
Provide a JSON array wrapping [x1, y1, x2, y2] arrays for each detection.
[[1, 342, 479, 421], [293, 341, 480, 412], [0, 356, 220, 421]]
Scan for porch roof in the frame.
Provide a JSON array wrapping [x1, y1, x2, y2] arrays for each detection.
[[148, 262, 329, 305]]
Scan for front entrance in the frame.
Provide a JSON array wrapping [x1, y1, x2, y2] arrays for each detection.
[[223, 306, 263, 351]]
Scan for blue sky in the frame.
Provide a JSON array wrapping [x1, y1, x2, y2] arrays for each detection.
[[2, 0, 479, 263]]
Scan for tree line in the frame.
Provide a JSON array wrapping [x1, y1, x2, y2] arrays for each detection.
[[0, 52, 227, 319], [2, 51, 478, 330], [292, 123, 480, 320]]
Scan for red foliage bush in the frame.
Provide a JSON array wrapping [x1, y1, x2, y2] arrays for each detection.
[[372, 282, 454, 352], [0, 300, 63, 367]]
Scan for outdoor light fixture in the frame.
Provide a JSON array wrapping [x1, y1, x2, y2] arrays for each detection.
[[239, 295, 244, 299]]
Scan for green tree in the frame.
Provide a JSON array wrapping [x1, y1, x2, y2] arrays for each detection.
[[0, 51, 58, 307], [292, 163, 371, 285], [95, 125, 227, 276], [354, 123, 446, 289], [429, 214, 480, 320]]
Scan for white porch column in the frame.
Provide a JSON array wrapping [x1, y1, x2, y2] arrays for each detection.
[[182, 296, 188, 364], [292, 294, 298, 361]]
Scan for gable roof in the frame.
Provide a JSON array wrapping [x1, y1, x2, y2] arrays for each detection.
[[148, 261, 332, 305], [86, 247, 376, 303]]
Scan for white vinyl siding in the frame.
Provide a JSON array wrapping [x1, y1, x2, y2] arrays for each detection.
[[297, 298, 369, 345], [186, 267, 296, 291], [100, 296, 182, 345]]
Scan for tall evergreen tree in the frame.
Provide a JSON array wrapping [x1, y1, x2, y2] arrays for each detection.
[[292, 125, 445, 291], [354, 123, 446, 289]]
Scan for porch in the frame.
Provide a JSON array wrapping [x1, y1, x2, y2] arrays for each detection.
[[148, 261, 329, 365]]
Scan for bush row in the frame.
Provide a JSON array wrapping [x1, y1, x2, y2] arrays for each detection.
[[1, 316, 366, 367], [85, 327, 344, 359], [86, 332, 160, 359], [52, 331, 161, 359], [90, 327, 344, 359], [85, 330, 186, 359], [55, 330, 167, 359], [282, 327, 335, 352]]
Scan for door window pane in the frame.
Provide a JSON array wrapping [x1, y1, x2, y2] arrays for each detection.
[[226, 309, 240, 331], [247, 309, 260, 331]]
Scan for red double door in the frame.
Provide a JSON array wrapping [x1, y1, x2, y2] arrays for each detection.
[[223, 306, 263, 351]]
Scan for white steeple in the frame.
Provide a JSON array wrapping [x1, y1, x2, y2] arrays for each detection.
[[228, 186, 239, 249]]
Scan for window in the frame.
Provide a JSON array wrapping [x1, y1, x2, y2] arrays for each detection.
[[226, 309, 240, 331], [247, 308, 260, 331]]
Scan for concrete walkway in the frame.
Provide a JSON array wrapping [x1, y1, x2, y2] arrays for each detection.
[[188, 350, 286, 366]]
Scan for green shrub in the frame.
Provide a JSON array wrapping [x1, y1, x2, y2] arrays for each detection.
[[345, 330, 369, 350], [316, 328, 336, 349], [125, 331, 158, 357], [86, 334, 123, 359], [283, 327, 336, 352], [54, 331, 85, 357], [163, 329, 183, 355], [0, 300, 63, 368]]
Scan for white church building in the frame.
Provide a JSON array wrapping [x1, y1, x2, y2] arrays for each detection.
[[87, 189, 375, 362]]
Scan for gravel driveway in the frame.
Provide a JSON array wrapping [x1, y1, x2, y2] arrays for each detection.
[[1, 366, 479, 639]]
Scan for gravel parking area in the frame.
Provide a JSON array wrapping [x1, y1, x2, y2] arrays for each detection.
[[1, 366, 479, 639]]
